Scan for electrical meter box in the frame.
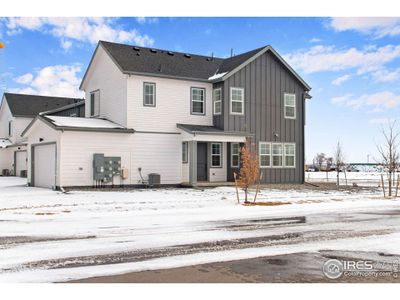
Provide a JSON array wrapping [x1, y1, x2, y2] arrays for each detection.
[[93, 153, 121, 182]]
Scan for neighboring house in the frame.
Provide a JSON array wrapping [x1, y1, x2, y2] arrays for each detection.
[[22, 40, 311, 189], [0, 93, 84, 176]]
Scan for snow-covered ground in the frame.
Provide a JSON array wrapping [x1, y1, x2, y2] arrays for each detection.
[[306, 171, 388, 186], [0, 176, 399, 282]]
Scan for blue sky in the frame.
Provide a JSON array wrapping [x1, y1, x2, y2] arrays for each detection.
[[1, 17, 400, 162]]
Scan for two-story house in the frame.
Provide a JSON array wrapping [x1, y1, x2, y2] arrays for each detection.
[[0, 93, 84, 176], [21, 40, 311, 189]]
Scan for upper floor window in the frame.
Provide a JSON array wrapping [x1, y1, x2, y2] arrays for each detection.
[[182, 142, 188, 164], [211, 143, 222, 167], [191, 87, 205, 115], [90, 90, 100, 117], [213, 88, 222, 115], [284, 93, 296, 119], [143, 82, 156, 107], [8, 121, 12, 137], [230, 87, 244, 115]]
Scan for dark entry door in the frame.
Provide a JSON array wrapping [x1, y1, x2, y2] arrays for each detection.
[[197, 143, 208, 181]]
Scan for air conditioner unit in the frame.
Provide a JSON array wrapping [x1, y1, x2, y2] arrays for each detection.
[[148, 173, 160, 187]]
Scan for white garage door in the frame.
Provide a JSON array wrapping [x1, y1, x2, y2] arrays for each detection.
[[15, 151, 27, 177], [33, 143, 56, 189]]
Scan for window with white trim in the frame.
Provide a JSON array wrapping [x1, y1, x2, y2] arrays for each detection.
[[213, 88, 222, 115], [230, 87, 244, 115], [182, 142, 188, 163], [284, 144, 295, 167], [284, 93, 296, 119], [143, 82, 156, 106], [8, 121, 12, 137], [211, 143, 222, 167], [90, 90, 100, 117], [259, 142, 271, 168], [191, 87, 205, 115], [272, 144, 283, 167], [259, 142, 296, 168], [231, 143, 240, 168]]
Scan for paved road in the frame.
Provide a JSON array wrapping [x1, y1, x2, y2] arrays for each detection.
[[69, 206, 400, 283]]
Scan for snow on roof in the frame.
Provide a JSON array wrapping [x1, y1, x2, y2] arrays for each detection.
[[0, 138, 12, 149], [45, 116, 125, 129], [208, 72, 228, 81]]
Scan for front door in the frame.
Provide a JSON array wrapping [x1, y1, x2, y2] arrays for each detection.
[[197, 143, 208, 181]]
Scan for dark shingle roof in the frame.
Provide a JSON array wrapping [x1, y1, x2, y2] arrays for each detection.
[[82, 41, 310, 90], [3, 93, 84, 117], [100, 41, 225, 81], [216, 46, 266, 74]]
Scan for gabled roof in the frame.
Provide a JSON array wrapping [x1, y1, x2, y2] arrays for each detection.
[[40, 100, 85, 116], [3, 93, 84, 118], [81, 41, 311, 91], [100, 41, 224, 81], [21, 115, 135, 137]]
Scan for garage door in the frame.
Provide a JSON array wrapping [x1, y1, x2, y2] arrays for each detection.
[[33, 143, 56, 189], [15, 150, 27, 177]]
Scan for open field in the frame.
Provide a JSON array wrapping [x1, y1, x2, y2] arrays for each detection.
[[0, 176, 399, 282]]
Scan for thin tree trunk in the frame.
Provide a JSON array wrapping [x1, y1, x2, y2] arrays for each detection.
[[344, 170, 348, 186], [234, 172, 240, 204], [389, 172, 392, 197], [253, 173, 263, 202], [381, 174, 386, 198], [336, 170, 340, 186], [396, 175, 400, 197]]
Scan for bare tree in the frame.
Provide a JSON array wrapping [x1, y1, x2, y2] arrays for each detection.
[[333, 141, 345, 186], [376, 121, 400, 197], [313, 153, 326, 171]]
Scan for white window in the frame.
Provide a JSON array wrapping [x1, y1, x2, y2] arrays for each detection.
[[272, 144, 283, 167], [8, 121, 12, 137], [231, 143, 240, 168], [191, 87, 205, 115], [144, 82, 156, 106], [259, 142, 271, 168], [259, 142, 296, 168], [284, 93, 296, 119], [284, 144, 296, 167], [90, 90, 100, 117], [182, 142, 188, 164], [230, 87, 244, 115], [213, 88, 222, 115], [211, 143, 222, 167]]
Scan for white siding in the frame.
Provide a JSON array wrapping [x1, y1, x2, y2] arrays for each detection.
[[82, 45, 128, 127], [0, 99, 31, 144], [25, 120, 61, 186], [0, 147, 13, 172], [127, 75, 213, 131], [59, 131, 182, 186], [209, 142, 227, 182]]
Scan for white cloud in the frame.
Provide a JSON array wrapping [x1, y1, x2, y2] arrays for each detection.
[[331, 91, 400, 111], [5, 17, 154, 48], [284, 44, 400, 75], [331, 74, 351, 85], [14, 73, 33, 84], [11, 65, 84, 98], [136, 17, 158, 25], [309, 37, 321, 43], [330, 17, 400, 38], [371, 68, 400, 82]]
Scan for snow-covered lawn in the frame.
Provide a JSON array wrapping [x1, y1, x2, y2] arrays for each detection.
[[0, 176, 399, 282], [306, 171, 386, 186]]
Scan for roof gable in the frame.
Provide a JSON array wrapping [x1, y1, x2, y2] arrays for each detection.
[[4, 93, 84, 117]]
